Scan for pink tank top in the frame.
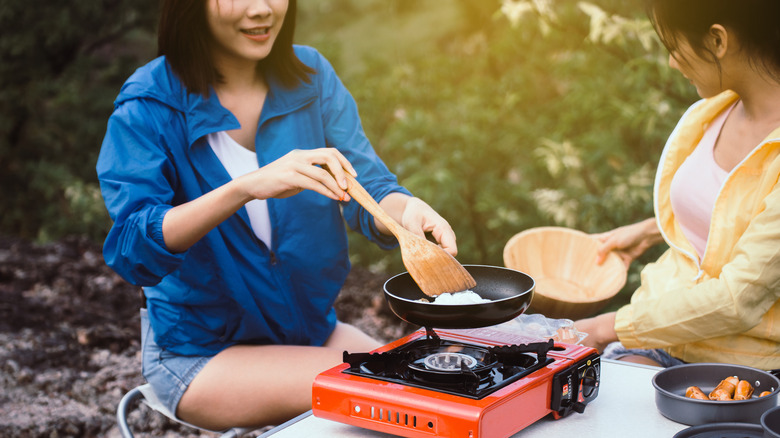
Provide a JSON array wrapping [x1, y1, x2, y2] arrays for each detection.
[[669, 102, 735, 259]]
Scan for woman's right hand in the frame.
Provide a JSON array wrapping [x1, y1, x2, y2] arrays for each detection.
[[593, 218, 663, 267], [161, 148, 356, 253], [237, 148, 357, 202]]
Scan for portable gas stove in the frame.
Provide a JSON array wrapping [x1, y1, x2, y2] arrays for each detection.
[[312, 326, 600, 438]]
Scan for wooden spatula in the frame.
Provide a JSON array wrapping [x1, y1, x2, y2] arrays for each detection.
[[338, 171, 476, 297]]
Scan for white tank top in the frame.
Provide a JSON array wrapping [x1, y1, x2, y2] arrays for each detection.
[[207, 131, 272, 248], [669, 102, 735, 259]]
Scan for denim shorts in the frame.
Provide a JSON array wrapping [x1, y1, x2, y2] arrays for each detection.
[[140, 309, 215, 416], [602, 342, 687, 368]]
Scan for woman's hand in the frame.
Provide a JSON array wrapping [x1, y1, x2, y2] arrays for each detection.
[[401, 197, 459, 256], [162, 148, 355, 253], [574, 312, 618, 353], [237, 148, 357, 202], [593, 218, 663, 267], [378, 194, 459, 256]]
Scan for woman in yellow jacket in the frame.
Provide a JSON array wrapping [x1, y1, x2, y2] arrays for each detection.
[[575, 0, 780, 371]]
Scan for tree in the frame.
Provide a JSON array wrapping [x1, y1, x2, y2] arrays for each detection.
[[0, 0, 157, 239]]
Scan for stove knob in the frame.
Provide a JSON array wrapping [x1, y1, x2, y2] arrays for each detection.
[[581, 366, 598, 398]]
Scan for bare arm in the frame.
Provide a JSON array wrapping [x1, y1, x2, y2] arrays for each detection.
[[574, 312, 618, 352], [162, 148, 356, 253]]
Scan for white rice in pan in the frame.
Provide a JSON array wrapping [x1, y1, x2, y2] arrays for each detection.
[[419, 290, 491, 305]]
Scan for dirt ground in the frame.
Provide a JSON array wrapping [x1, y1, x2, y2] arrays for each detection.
[[0, 235, 412, 437]]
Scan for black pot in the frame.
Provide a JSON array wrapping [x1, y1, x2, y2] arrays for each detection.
[[383, 265, 534, 329], [653, 363, 780, 426], [763, 405, 780, 438], [673, 422, 764, 438]]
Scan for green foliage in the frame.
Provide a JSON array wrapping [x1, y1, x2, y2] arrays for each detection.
[[312, 0, 698, 280], [3, 0, 698, 304], [0, 0, 157, 240]]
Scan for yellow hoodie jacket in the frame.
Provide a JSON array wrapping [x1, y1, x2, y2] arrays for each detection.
[[614, 90, 780, 370]]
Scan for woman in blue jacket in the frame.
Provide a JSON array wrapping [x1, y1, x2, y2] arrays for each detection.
[[97, 0, 459, 430]]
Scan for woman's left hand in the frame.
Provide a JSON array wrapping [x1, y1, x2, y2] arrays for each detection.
[[375, 193, 459, 256], [400, 197, 459, 256], [574, 312, 618, 352]]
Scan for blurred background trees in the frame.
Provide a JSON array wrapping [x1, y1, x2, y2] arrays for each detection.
[[1, 0, 698, 306], [0, 0, 158, 239]]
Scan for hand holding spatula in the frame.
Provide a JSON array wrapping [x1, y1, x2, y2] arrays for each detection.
[[332, 168, 476, 297]]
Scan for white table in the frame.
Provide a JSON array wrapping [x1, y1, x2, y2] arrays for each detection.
[[259, 359, 689, 438]]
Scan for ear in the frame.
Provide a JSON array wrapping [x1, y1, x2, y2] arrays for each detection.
[[707, 24, 729, 59]]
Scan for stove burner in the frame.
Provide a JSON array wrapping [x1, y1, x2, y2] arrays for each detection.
[[424, 352, 477, 372], [342, 337, 556, 399]]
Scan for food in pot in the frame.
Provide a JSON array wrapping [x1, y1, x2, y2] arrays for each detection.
[[685, 386, 708, 400], [685, 375, 770, 401], [734, 380, 754, 400], [417, 290, 491, 305], [709, 376, 739, 400]]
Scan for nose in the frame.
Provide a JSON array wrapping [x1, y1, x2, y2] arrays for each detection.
[[247, 0, 272, 17]]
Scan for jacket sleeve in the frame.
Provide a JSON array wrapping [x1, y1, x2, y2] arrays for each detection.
[[312, 49, 412, 249], [97, 99, 186, 286], [615, 183, 780, 348]]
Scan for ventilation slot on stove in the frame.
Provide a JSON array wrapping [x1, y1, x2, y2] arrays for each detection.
[[352, 402, 434, 431]]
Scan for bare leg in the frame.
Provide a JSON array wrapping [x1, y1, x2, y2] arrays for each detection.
[[176, 321, 382, 430], [323, 320, 383, 351]]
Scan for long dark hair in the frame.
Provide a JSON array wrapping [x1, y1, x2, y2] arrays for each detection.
[[645, 0, 780, 82], [157, 0, 314, 95]]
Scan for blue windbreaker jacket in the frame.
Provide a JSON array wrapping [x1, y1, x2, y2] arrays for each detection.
[[97, 46, 409, 356]]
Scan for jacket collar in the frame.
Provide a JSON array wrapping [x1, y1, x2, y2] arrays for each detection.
[[115, 56, 318, 149], [654, 89, 780, 268], [185, 68, 318, 148], [654, 91, 739, 264]]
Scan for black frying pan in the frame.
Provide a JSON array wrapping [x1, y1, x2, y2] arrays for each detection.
[[383, 265, 535, 329]]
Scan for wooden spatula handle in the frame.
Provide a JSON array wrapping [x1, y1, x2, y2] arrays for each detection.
[[342, 173, 405, 237], [329, 167, 476, 296]]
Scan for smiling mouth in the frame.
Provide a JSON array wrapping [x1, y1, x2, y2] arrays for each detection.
[[241, 27, 269, 36]]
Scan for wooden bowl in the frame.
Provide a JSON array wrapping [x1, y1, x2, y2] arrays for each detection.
[[502, 226, 627, 320]]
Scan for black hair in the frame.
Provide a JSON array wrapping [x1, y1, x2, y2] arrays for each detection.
[[157, 0, 314, 95], [645, 0, 780, 82]]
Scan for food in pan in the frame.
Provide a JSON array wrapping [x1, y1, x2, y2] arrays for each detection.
[[734, 380, 754, 400], [709, 376, 739, 400], [684, 375, 770, 401], [685, 386, 708, 400], [417, 290, 491, 305]]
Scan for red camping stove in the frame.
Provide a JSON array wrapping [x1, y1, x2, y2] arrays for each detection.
[[312, 327, 600, 438]]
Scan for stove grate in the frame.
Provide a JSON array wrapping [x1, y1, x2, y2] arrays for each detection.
[[342, 338, 555, 399]]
